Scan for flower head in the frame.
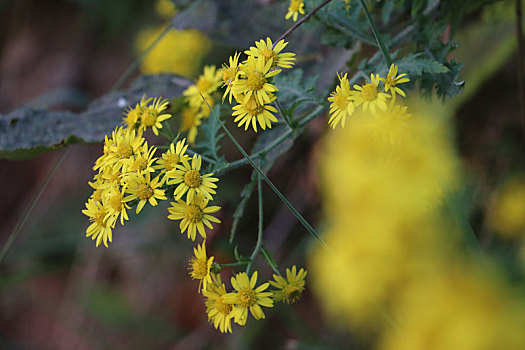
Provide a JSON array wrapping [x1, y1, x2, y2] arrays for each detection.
[[82, 198, 113, 248], [204, 279, 234, 333], [102, 184, 130, 226], [166, 154, 219, 202], [188, 241, 214, 292], [220, 52, 242, 103], [123, 172, 166, 214], [327, 72, 354, 128], [167, 193, 221, 241], [180, 107, 203, 145], [381, 63, 410, 100], [223, 271, 274, 325], [154, 138, 189, 180], [139, 96, 172, 135], [232, 93, 278, 132], [285, 0, 305, 22], [233, 56, 280, 105], [121, 141, 157, 175], [245, 38, 296, 69], [123, 103, 141, 131], [352, 73, 390, 113], [184, 65, 221, 110], [270, 266, 307, 304]]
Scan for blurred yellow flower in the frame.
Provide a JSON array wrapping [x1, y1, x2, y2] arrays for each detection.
[[155, 0, 177, 20], [487, 177, 525, 237]]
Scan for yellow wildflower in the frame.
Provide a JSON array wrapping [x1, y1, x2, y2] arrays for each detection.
[[123, 172, 166, 214], [270, 265, 307, 304], [180, 107, 203, 145], [486, 177, 525, 238], [327, 72, 354, 128], [381, 63, 410, 100], [82, 198, 113, 248], [155, 0, 177, 19], [103, 184, 129, 226], [204, 278, 234, 333], [154, 138, 189, 180], [285, 0, 305, 22], [245, 38, 296, 69], [232, 93, 278, 132], [139, 96, 172, 136], [188, 241, 214, 293], [233, 56, 281, 105], [183, 65, 222, 110], [220, 52, 242, 103], [352, 73, 390, 113]]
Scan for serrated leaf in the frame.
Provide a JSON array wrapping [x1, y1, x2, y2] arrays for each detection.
[[195, 104, 224, 161], [396, 53, 450, 75], [274, 69, 322, 119], [0, 74, 192, 160]]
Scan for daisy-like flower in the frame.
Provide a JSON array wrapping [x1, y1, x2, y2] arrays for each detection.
[[107, 127, 145, 171], [220, 52, 242, 103], [139, 96, 172, 135], [381, 63, 410, 100], [269, 265, 307, 304], [166, 154, 219, 202], [123, 103, 141, 131], [167, 193, 221, 240], [327, 72, 354, 128], [180, 107, 203, 145], [82, 198, 113, 248], [121, 142, 157, 175], [93, 133, 116, 172], [232, 93, 278, 132], [223, 271, 274, 326], [188, 241, 214, 293], [245, 38, 296, 69], [204, 279, 234, 333], [351, 73, 390, 113], [183, 65, 222, 109], [103, 184, 130, 226], [285, 0, 305, 22], [233, 56, 280, 105], [154, 138, 189, 180], [123, 172, 166, 214]]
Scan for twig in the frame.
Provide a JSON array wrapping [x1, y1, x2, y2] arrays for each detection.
[[358, 0, 392, 66]]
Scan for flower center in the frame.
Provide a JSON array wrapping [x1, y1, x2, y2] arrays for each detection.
[[261, 48, 277, 67], [164, 153, 180, 171], [245, 97, 263, 115], [238, 289, 256, 308], [197, 78, 213, 92], [191, 258, 208, 278], [361, 83, 378, 101], [125, 109, 140, 128], [133, 157, 148, 172], [334, 93, 348, 109], [215, 297, 232, 315], [184, 169, 201, 188], [92, 189, 103, 202], [283, 284, 301, 304], [185, 204, 203, 223], [142, 108, 157, 126], [109, 193, 122, 212], [137, 183, 153, 200], [93, 210, 106, 226], [222, 67, 238, 86], [246, 71, 266, 91], [116, 144, 133, 159]]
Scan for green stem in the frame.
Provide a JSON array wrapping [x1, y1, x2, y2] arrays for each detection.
[[274, 99, 293, 128], [186, 149, 215, 164], [247, 174, 264, 275], [358, 0, 392, 66], [221, 261, 249, 268]]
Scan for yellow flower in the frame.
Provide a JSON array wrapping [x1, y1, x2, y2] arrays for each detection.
[[154, 138, 189, 180], [188, 241, 214, 293], [233, 56, 281, 105], [183, 65, 222, 110], [285, 0, 305, 22], [232, 93, 278, 132], [223, 271, 274, 325], [155, 0, 177, 20], [107, 127, 145, 171], [121, 142, 157, 175], [352, 73, 390, 113], [123, 103, 141, 131], [123, 172, 166, 214], [139, 96, 172, 135], [220, 52, 242, 103], [82, 198, 113, 248], [204, 278, 234, 333], [166, 154, 219, 202], [327, 72, 354, 128], [135, 25, 211, 78], [486, 177, 525, 238], [180, 107, 203, 145], [381, 63, 410, 100], [245, 38, 296, 69], [102, 184, 130, 226], [269, 266, 307, 304], [167, 193, 221, 241]]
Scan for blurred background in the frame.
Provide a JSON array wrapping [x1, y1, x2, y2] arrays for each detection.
[[1, 0, 525, 349]]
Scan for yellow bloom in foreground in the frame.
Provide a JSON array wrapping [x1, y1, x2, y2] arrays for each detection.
[[232, 94, 278, 132], [220, 52, 242, 103], [167, 193, 221, 241], [123, 173, 166, 214], [180, 107, 203, 145], [139, 96, 172, 135], [245, 38, 296, 69], [204, 279, 234, 333], [366, 103, 411, 145], [487, 177, 525, 238], [327, 73, 354, 128], [82, 198, 113, 248], [223, 271, 274, 326], [188, 241, 214, 293], [286, 0, 305, 22], [270, 266, 307, 304], [352, 73, 389, 113], [233, 56, 281, 105], [167, 154, 219, 202], [381, 63, 410, 100]]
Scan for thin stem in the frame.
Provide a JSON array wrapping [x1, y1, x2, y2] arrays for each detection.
[[274, 0, 334, 47], [358, 0, 392, 66], [274, 99, 293, 128], [221, 261, 249, 268], [197, 90, 329, 250], [186, 149, 215, 164], [0, 148, 69, 264], [246, 174, 264, 275]]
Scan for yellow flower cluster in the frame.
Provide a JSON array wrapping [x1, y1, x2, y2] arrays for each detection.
[[83, 96, 175, 247], [285, 0, 305, 22], [219, 38, 296, 132], [327, 64, 409, 128], [189, 239, 307, 333]]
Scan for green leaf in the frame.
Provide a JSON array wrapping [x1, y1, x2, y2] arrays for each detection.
[[0, 74, 192, 160], [274, 69, 322, 119], [260, 245, 279, 274], [396, 53, 450, 75], [195, 104, 224, 162]]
